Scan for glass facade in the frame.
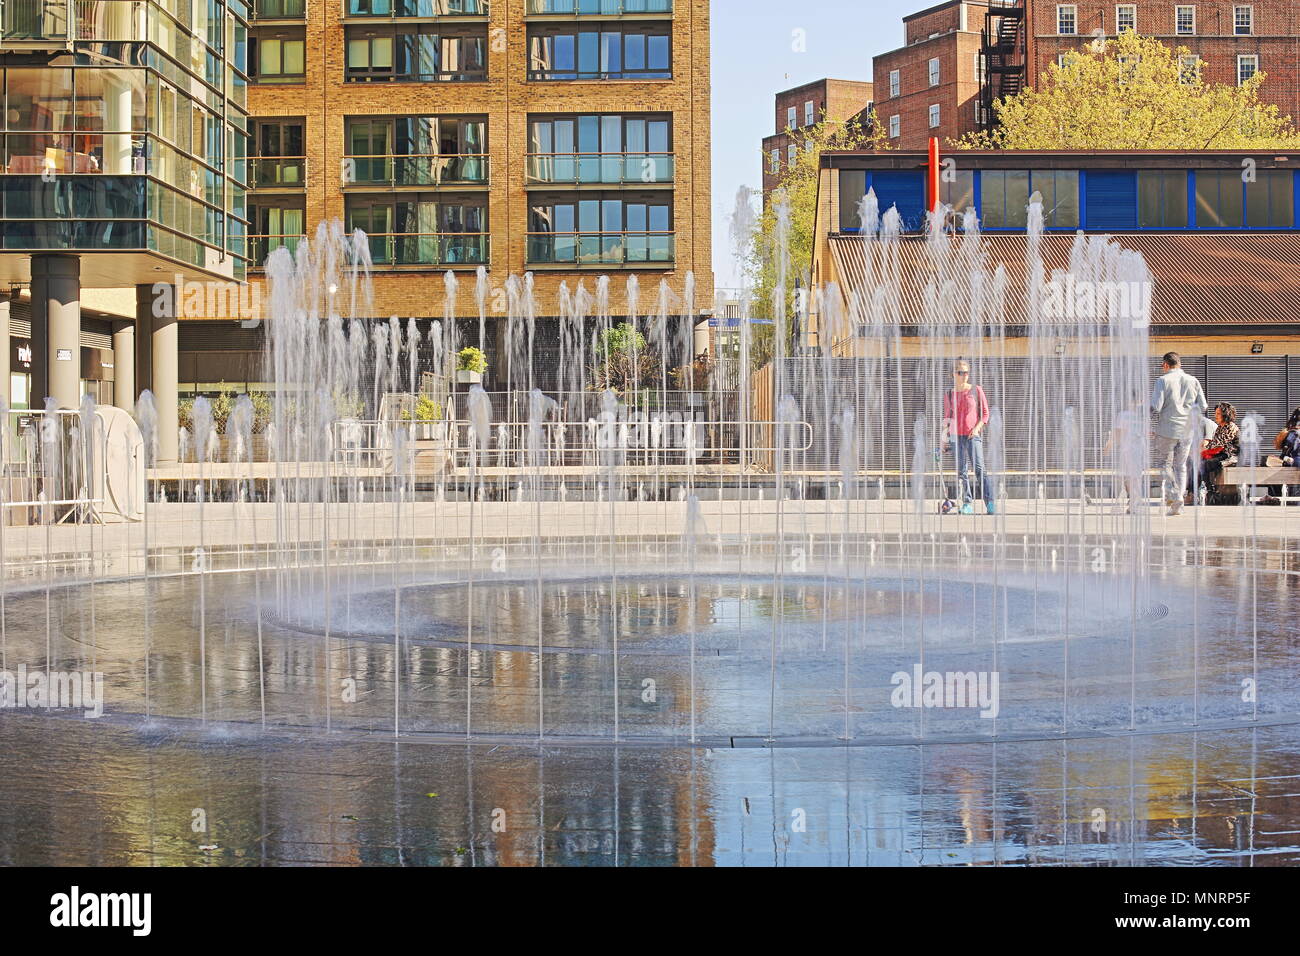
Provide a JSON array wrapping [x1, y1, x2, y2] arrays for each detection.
[[0, 1, 251, 275], [345, 193, 487, 265], [345, 115, 487, 187], [527, 113, 671, 184], [527, 192, 672, 264], [528, 25, 670, 80], [344, 25, 488, 82]]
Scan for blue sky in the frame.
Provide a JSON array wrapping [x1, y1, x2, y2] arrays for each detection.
[[710, 0, 917, 287]]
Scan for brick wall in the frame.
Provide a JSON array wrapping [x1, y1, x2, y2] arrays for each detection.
[[761, 79, 874, 197], [245, 0, 712, 324], [874, 30, 985, 149]]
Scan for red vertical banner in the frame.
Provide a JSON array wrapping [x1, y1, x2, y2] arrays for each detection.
[[927, 137, 941, 213]]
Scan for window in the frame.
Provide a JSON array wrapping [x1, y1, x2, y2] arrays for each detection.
[[1195, 170, 1243, 227], [527, 113, 670, 184], [344, 27, 488, 81], [928, 57, 940, 86], [975, 52, 985, 85], [527, 193, 672, 264], [888, 114, 900, 138], [940, 169, 975, 216], [346, 194, 487, 265], [928, 104, 940, 128], [804, 100, 814, 126], [1138, 171, 1188, 227], [981, 170, 1079, 228], [1237, 54, 1258, 85], [1057, 4, 1076, 34], [889, 69, 899, 98], [787, 106, 796, 130], [529, 26, 671, 80], [252, 119, 305, 185], [1116, 4, 1136, 31], [1178, 55, 1200, 83], [251, 34, 306, 82], [769, 148, 779, 175], [1245, 170, 1294, 228], [1175, 5, 1195, 35], [787, 143, 796, 165], [1234, 5, 1253, 35], [838, 170, 866, 230], [1057, 53, 1070, 68], [346, 116, 487, 186], [347, 0, 489, 14]]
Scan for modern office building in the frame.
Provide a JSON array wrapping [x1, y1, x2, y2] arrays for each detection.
[[227, 0, 712, 392], [0, 0, 251, 460], [979, 1, 1300, 135], [760, 78, 874, 201]]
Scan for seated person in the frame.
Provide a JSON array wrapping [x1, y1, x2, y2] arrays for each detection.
[[1200, 402, 1240, 499]]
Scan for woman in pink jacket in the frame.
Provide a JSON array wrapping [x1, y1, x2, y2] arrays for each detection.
[[941, 359, 993, 515]]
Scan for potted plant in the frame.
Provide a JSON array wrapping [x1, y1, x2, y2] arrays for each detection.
[[401, 394, 444, 440], [456, 346, 487, 385]]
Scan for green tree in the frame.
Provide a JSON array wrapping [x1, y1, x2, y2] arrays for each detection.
[[589, 322, 655, 394], [960, 31, 1300, 150], [742, 113, 884, 363]]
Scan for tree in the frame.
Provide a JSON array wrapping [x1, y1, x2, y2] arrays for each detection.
[[589, 322, 656, 394], [742, 112, 886, 356], [959, 31, 1300, 150]]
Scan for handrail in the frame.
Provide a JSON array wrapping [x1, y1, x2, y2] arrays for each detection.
[[525, 0, 672, 14], [342, 153, 489, 186], [525, 151, 673, 184]]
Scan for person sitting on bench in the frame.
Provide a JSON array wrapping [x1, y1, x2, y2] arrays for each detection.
[[1200, 402, 1240, 502]]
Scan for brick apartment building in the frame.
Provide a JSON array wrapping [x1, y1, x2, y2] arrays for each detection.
[[760, 78, 874, 199], [982, 0, 1300, 134], [874, 0, 993, 150], [235, 0, 712, 391]]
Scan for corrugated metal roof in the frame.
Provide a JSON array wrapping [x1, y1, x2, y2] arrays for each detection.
[[826, 232, 1300, 325]]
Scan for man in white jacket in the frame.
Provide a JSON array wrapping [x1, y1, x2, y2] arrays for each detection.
[[1150, 352, 1208, 516]]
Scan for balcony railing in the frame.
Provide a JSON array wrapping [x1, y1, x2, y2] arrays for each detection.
[[527, 231, 673, 265], [525, 152, 672, 185], [344, 153, 488, 187], [344, 0, 488, 16], [362, 232, 488, 266], [252, 0, 305, 18], [250, 157, 307, 188], [248, 233, 306, 265], [526, 0, 672, 14], [345, 67, 488, 83]]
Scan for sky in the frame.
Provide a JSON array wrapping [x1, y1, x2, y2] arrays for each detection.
[[710, 0, 918, 288]]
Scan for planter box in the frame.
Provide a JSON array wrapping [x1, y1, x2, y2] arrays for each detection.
[[456, 369, 483, 385]]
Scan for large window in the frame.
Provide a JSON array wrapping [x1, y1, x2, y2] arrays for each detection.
[[345, 116, 486, 186], [528, 193, 672, 264], [249, 200, 305, 263], [981, 169, 1078, 228], [527, 0, 672, 12], [1194, 170, 1243, 227], [1245, 170, 1293, 228], [345, 27, 487, 81], [1138, 171, 1188, 227], [346, 194, 486, 264], [251, 119, 305, 186], [250, 32, 306, 83], [1116, 4, 1136, 31], [928, 104, 940, 128], [529, 25, 671, 80], [928, 58, 939, 87], [1233, 5, 1252, 35], [1175, 5, 1195, 35], [888, 69, 899, 98], [888, 114, 900, 139], [527, 113, 671, 184]]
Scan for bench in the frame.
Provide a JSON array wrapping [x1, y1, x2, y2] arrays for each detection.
[[1219, 464, 1300, 489]]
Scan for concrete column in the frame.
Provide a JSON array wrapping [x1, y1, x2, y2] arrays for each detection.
[[111, 320, 135, 411], [0, 294, 10, 408], [30, 254, 81, 409], [136, 283, 177, 464]]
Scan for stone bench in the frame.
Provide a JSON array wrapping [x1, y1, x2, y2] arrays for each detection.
[[1219, 464, 1300, 489]]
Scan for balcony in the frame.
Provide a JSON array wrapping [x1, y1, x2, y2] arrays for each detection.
[[344, 0, 488, 16], [526, 0, 672, 15], [344, 154, 488, 188], [362, 232, 488, 266], [249, 157, 307, 188], [248, 233, 306, 266], [525, 152, 672, 186], [1, 0, 66, 43], [527, 231, 673, 266]]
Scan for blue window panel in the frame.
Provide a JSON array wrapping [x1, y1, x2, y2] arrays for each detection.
[[1084, 170, 1138, 230], [868, 170, 927, 232]]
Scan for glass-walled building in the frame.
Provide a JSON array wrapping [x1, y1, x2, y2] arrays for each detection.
[[0, 0, 251, 458]]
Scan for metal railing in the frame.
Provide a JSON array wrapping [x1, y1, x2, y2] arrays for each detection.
[[525, 152, 672, 185], [343, 153, 488, 187], [2, 408, 111, 524], [250, 156, 307, 188], [525, 0, 672, 14], [361, 231, 489, 266], [526, 231, 673, 266], [344, 0, 488, 16], [248, 233, 306, 265], [1, 0, 66, 40], [252, 0, 305, 17]]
